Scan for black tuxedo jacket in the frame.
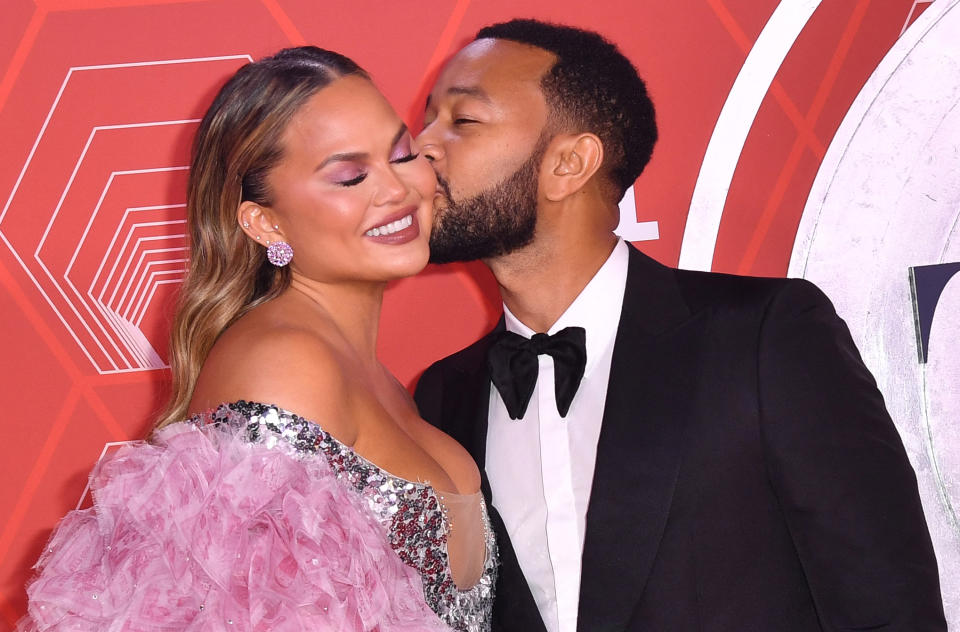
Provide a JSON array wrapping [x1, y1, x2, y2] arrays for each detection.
[[414, 245, 945, 632]]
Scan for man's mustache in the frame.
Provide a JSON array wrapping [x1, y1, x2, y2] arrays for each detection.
[[434, 172, 453, 201]]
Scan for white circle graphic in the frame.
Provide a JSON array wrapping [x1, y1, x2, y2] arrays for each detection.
[[789, 0, 960, 621]]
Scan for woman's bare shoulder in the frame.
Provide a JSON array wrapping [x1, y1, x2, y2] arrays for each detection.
[[189, 311, 356, 441]]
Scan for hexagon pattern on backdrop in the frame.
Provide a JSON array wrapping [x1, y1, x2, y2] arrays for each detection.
[[1, 55, 250, 373]]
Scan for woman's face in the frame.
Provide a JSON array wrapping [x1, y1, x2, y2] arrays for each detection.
[[258, 75, 436, 285]]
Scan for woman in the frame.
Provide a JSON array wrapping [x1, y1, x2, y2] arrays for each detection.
[[20, 47, 495, 631]]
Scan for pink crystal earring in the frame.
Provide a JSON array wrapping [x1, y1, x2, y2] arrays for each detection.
[[266, 241, 293, 267]]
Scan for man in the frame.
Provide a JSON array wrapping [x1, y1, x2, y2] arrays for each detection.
[[413, 18, 945, 632]]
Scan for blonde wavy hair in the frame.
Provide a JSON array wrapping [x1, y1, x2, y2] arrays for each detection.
[[155, 47, 368, 428]]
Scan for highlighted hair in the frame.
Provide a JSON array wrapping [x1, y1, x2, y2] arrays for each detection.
[[155, 47, 368, 428]]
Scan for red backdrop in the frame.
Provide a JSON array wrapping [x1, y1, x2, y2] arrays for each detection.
[[1, 0, 950, 627]]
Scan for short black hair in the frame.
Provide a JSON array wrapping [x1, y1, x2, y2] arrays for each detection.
[[476, 18, 657, 198]]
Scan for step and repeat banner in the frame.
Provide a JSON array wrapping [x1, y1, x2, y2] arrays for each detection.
[[1, 0, 957, 626]]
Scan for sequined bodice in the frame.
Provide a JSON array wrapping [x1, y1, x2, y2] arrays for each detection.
[[203, 401, 497, 632]]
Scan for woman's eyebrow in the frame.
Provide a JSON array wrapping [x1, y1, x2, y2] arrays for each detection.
[[318, 123, 409, 169]]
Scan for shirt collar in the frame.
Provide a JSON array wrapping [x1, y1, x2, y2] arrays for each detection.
[[503, 239, 630, 374]]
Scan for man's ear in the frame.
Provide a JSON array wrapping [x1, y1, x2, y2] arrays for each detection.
[[237, 201, 284, 244], [541, 133, 603, 202]]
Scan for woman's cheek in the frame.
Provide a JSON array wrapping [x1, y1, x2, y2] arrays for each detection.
[[413, 160, 438, 197]]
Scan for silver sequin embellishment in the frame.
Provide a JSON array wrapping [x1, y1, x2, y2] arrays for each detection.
[[200, 401, 497, 632]]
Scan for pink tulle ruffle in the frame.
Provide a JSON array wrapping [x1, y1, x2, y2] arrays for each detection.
[[19, 421, 450, 631]]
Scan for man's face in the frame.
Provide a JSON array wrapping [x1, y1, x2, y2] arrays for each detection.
[[417, 39, 555, 262]]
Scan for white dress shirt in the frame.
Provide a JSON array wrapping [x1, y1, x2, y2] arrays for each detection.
[[485, 240, 630, 632]]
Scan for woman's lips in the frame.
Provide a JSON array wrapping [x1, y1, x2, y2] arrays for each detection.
[[364, 208, 421, 244]]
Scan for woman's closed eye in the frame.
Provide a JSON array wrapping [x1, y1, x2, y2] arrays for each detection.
[[330, 131, 419, 186], [390, 152, 419, 164], [329, 166, 367, 187], [336, 173, 366, 187], [389, 134, 419, 164]]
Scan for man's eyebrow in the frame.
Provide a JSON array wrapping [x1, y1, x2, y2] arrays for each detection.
[[317, 123, 408, 169], [447, 86, 492, 102], [425, 85, 493, 110]]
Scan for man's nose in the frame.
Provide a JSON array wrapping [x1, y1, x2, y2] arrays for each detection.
[[416, 128, 444, 163]]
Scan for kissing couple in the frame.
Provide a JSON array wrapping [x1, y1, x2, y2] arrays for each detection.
[[18, 18, 945, 632]]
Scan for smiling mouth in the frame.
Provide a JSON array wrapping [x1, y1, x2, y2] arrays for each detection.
[[365, 213, 413, 237]]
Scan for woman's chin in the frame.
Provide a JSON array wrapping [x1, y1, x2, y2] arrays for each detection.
[[366, 245, 430, 282], [390, 251, 431, 280]]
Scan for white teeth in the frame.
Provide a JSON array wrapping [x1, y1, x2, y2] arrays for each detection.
[[366, 214, 413, 237]]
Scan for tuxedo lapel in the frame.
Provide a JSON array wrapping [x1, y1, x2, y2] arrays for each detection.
[[459, 359, 495, 502], [577, 245, 699, 631], [442, 320, 548, 632], [438, 320, 501, 480]]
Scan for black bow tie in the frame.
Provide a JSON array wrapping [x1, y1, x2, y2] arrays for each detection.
[[486, 327, 587, 420]]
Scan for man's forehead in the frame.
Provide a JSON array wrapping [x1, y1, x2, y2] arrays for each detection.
[[434, 38, 556, 95]]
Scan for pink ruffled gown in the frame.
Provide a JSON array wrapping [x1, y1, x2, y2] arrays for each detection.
[[18, 401, 497, 631]]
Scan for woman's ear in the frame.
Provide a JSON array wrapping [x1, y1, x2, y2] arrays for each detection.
[[541, 133, 604, 202], [237, 201, 284, 244]]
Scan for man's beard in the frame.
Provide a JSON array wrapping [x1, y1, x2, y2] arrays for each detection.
[[428, 141, 545, 264]]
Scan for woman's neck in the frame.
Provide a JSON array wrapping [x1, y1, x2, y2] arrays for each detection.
[[287, 274, 386, 362]]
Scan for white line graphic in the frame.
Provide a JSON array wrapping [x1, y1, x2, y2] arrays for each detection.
[[0, 55, 251, 373], [678, 0, 822, 271]]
